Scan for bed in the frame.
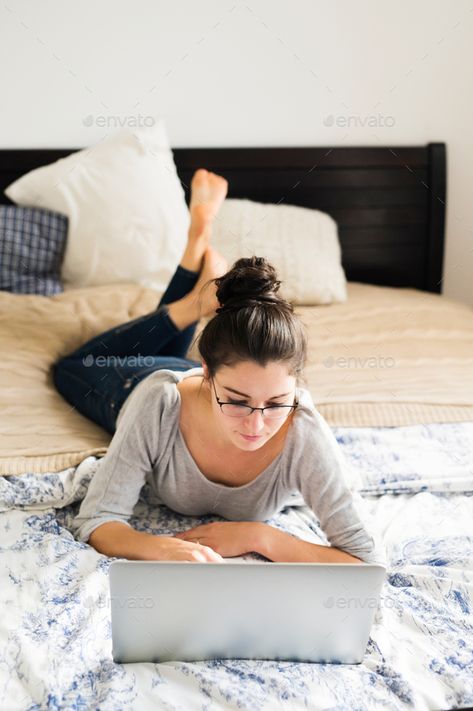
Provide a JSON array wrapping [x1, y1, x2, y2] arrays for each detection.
[[1, 143, 473, 711]]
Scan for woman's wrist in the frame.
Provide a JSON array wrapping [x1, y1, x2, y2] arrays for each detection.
[[250, 523, 280, 559], [256, 524, 364, 564], [253, 524, 298, 561]]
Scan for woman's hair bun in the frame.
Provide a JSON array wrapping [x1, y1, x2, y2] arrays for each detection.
[[215, 256, 283, 314], [198, 255, 307, 378]]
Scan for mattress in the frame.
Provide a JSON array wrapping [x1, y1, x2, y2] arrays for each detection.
[[1, 281, 473, 475]]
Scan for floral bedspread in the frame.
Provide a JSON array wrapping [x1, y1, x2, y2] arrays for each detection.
[[0, 422, 472, 711]]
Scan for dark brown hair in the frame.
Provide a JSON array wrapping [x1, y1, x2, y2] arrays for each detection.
[[196, 256, 307, 379]]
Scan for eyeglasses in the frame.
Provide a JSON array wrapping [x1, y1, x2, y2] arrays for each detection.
[[211, 377, 298, 419]]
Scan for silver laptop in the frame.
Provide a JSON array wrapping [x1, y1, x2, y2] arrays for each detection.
[[109, 560, 386, 664]]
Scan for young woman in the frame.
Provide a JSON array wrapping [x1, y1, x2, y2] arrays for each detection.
[[54, 170, 386, 567]]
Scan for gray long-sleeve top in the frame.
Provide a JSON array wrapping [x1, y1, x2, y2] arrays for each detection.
[[71, 367, 387, 565]]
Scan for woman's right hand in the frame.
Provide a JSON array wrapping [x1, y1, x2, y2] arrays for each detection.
[[87, 522, 225, 562], [156, 535, 224, 563]]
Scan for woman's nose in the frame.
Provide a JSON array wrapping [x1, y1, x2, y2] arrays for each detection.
[[244, 409, 265, 431]]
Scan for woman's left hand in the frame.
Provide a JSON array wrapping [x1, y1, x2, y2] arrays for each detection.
[[174, 521, 264, 559]]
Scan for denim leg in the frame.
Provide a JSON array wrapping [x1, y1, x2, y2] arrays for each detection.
[[53, 263, 204, 432], [53, 353, 201, 434], [63, 264, 201, 361], [158, 263, 200, 304], [156, 263, 201, 358]]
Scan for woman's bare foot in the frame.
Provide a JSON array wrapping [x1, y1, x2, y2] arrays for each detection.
[[192, 246, 228, 317], [189, 169, 228, 219], [179, 170, 228, 273], [179, 205, 214, 272], [168, 247, 228, 329]]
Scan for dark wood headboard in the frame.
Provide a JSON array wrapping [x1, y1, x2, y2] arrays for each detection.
[[0, 143, 446, 293]]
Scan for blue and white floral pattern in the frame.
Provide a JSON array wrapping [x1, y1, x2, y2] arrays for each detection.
[[0, 422, 472, 710], [333, 421, 473, 495]]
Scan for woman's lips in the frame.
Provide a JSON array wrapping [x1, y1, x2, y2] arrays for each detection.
[[240, 433, 263, 441]]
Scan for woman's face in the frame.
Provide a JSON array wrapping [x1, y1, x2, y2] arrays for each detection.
[[203, 359, 297, 452]]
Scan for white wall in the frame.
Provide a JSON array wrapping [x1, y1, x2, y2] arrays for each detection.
[[1, 0, 473, 305]]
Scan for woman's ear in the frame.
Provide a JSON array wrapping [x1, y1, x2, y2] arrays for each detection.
[[201, 359, 209, 380]]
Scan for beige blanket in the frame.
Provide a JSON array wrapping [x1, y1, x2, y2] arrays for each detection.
[[1, 281, 472, 475]]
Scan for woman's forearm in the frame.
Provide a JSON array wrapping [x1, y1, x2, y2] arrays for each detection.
[[87, 521, 223, 562], [255, 524, 363, 564], [88, 521, 165, 560]]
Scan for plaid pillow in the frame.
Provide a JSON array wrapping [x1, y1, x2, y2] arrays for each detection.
[[0, 206, 68, 295]]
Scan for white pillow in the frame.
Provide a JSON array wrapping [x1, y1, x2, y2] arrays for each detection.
[[211, 198, 347, 305], [4, 121, 189, 294]]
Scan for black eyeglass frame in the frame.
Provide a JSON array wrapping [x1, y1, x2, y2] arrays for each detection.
[[210, 377, 299, 419]]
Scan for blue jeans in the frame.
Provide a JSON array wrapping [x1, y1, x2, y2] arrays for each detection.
[[52, 264, 202, 434]]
